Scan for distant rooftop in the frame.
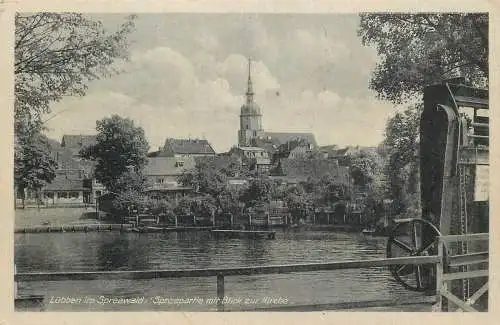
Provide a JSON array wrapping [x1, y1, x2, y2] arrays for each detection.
[[61, 134, 97, 149], [162, 138, 216, 155], [143, 157, 196, 176]]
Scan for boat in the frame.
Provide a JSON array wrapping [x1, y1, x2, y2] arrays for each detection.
[[361, 228, 376, 235]]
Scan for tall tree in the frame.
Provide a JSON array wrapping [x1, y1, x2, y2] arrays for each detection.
[[14, 132, 57, 208], [15, 13, 136, 128], [80, 115, 149, 192], [14, 13, 136, 202], [358, 13, 488, 104], [383, 104, 423, 214]]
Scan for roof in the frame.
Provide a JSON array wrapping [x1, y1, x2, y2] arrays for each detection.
[[47, 137, 97, 175], [61, 135, 97, 149], [277, 158, 349, 184], [262, 132, 317, 148], [237, 146, 267, 152], [43, 175, 89, 191], [163, 138, 216, 155], [143, 157, 196, 176]]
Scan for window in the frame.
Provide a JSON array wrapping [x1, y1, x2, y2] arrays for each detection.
[[95, 191, 102, 197], [45, 192, 54, 199], [69, 192, 80, 199], [175, 161, 184, 168], [58, 192, 68, 199], [157, 178, 165, 184]]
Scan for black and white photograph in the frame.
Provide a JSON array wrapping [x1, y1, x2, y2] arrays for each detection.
[[10, 9, 490, 313]]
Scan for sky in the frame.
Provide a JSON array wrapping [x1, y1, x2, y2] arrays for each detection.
[[45, 13, 398, 153]]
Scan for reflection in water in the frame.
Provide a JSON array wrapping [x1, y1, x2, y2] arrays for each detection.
[[15, 231, 425, 311]]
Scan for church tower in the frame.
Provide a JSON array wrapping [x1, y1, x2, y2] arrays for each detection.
[[238, 58, 263, 147]]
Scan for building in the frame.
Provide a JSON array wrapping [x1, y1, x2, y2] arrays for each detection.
[[237, 59, 317, 150], [229, 146, 271, 175], [41, 169, 93, 206], [60, 134, 97, 157], [271, 158, 350, 185], [153, 138, 216, 158], [143, 156, 196, 202]]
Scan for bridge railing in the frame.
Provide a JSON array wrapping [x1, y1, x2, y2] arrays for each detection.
[[15, 233, 489, 312], [15, 255, 439, 311]]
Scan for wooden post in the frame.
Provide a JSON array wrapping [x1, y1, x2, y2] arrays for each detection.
[[212, 211, 215, 227], [249, 214, 252, 228], [267, 213, 270, 227], [14, 264, 18, 299], [230, 214, 234, 227], [175, 215, 178, 228], [217, 273, 225, 312], [435, 236, 449, 312]]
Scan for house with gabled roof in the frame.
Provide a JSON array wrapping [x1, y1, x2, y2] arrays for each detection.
[[61, 134, 97, 156], [150, 138, 216, 158], [143, 156, 196, 202]]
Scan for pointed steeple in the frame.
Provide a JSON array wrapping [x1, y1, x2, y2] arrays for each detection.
[[246, 57, 254, 103]]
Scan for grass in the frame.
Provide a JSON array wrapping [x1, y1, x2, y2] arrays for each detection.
[[15, 207, 107, 228]]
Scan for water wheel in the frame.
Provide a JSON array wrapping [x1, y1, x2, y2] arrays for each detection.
[[386, 218, 442, 292]]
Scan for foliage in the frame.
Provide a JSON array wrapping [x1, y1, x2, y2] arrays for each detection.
[[14, 13, 136, 128], [284, 185, 313, 221], [314, 175, 350, 206], [347, 149, 384, 189], [14, 131, 57, 204], [80, 115, 149, 192], [111, 189, 149, 216], [114, 170, 147, 193], [383, 104, 423, 214], [239, 178, 274, 208], [14, 13, 136, 203], [358, 13, 488, 103]]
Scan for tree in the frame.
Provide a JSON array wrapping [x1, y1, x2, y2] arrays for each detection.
[[15, 13, 136, 129], [14, 13, 136, 203], [14, 132, 57, 208], [347, 149, 384, 190], [383, 104, 423, 214], [358, 13, 488, 104], [80, 115, 149, 192], [239, 178, 274, 208], [284, 185, 313, 223]]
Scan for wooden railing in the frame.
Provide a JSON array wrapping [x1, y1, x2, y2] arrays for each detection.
[[16, 255, 439, 312], [15, 233, 489, 312], [435, 233, 489, 312]]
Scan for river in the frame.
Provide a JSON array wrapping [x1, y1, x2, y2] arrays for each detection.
[[15, 230, 427, 311]]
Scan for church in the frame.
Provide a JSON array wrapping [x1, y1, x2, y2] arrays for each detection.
[[237, 59, 317, 150]]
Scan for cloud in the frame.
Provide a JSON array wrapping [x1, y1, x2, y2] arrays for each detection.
[[45, 14, 394, 153]]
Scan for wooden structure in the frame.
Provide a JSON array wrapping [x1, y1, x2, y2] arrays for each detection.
[[385, 79, 489, 311], [16, 255, 440, 312], [435, 233, 488, 312]]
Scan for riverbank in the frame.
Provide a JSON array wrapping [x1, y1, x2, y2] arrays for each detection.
[[15, 207, 107, 228]]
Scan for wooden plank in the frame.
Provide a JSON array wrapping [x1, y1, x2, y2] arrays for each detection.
[[248, 296, 438, 312], [216, 274, 224, 312], [466, 282, 488, 306], [448, 252, 489, 267], [439, 233, 488, 243], [440, 289, 477, 312], [15, 255, 440, 282], [442, 270, 488, 281]]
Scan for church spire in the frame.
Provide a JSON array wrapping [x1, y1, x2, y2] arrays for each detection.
[[246, 57, 254, 103]]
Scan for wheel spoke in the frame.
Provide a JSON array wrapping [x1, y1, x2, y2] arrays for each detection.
[[415, 265, 423, 289], [391, 239, 413, 252], [396, 264, 411, 275], [415, 241, 435, 256], [411, 220, 420, 251]]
